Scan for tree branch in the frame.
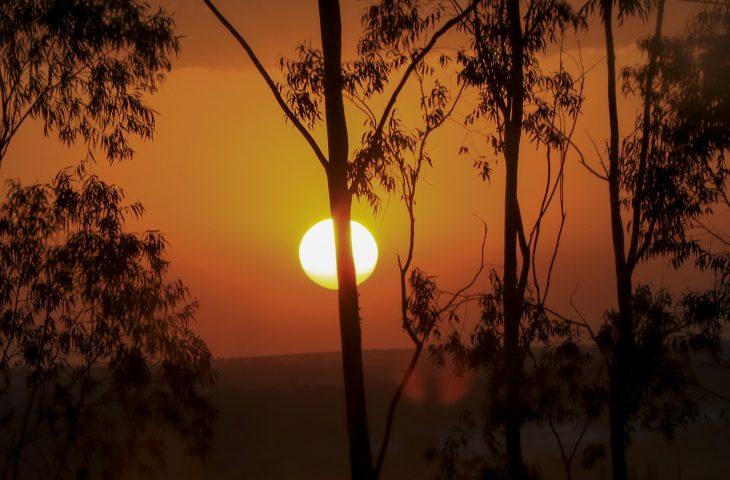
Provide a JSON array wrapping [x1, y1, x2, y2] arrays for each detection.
[[203, 0, 328, 169], [627, 0, 665, 268], [370, 0, 479, 144]]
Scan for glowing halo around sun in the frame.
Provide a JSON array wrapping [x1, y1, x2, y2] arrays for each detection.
[[298, 219, 378, 290]]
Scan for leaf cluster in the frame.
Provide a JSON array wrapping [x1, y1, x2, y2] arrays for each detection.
[[0, 0, 180, 163], [0, 169, 215, 479], [457, 0, 583, 178], [592, 283, 729, 440], [620, 5, 730, 270], [275, 0, 468, 210]]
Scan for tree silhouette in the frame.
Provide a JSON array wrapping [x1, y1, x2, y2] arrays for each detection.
[[577, 1, 730, 479], [426, 1, 584, 478], [0, 0, 179, 165], [374, 68, 487, 477], [0, 2, 215, 476], [0, 2, 215, 478], [202, 1, 478, 477], [0, 168, 215, 480]]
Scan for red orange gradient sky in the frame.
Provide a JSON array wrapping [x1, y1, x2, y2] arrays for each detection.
[[2, 0, 724, 357]]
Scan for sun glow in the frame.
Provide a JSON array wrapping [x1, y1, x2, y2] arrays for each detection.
[[298, 219, 378, 290]]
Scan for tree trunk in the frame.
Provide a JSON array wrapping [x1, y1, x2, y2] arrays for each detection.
[[318, 1, 374, 478], [503, 1, 525, 478], [602, 2, 631, 479]]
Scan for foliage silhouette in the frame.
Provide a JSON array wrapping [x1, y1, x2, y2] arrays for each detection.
[[0, 169, 215, 480], [427, 1, 585, 478], [0, 0, 179, 164], [574, 2, 730, 479], [375, 67, 487, 477]]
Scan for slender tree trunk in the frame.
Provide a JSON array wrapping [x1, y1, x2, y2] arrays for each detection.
[[602, 2, 631, 479], [604, 3, 666, 479], [503, 1, 525, 478], [628, 0, 664, 265], [318, 1, 374, 478]]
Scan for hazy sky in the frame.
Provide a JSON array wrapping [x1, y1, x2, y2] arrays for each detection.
[[3, 0, 723, 357]]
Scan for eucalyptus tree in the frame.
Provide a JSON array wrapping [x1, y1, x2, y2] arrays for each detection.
[[427, 1, 584, 478], [374, 69, 487, 477], [0, 169, 215, 480], [0, 2, 217, 477], [578, 1, 730, 479], [202, 0, 478, 477], [0, 0, 179, 166]]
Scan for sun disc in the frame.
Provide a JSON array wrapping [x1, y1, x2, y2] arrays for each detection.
[[298, 219, 378, 290]]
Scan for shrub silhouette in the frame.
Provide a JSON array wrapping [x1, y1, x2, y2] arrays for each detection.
[[0, 169, 215, 480]]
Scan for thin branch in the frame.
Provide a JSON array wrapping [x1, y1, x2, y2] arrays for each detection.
[[515, 202, 531, 301], [585, 129, 610, 177], [691, 382, 730, 404], [373, 344, 423, 478], [437, 221, 488, 317], [627, 0, 666, 268], [370, 0, 480, 145], [571, 135, 608, 181], [693, 218, 730, 247], [678, 0, 730, 5], [374, 75, 475, 478], [345, 91, 377, 127], [203, 0, 328, 168]]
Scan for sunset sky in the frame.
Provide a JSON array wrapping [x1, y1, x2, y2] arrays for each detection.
[[2, 0, 721, 358]]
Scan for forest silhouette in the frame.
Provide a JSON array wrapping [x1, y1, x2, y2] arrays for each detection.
[[0, 0, 728, 479]]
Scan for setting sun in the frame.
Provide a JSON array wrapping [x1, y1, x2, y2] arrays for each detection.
[[298, 219, 378, 290]]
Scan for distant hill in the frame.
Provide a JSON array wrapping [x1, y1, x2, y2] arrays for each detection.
[[154, 348, 730, 480]]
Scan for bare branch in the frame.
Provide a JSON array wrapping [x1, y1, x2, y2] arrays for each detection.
[[373, 343, 422, 478], [585, 130, 610, 177], [203, 0, 328, 169], [571, 134, 608, 181], [693, 218, 730, 247], [437, 221, 488, 317]]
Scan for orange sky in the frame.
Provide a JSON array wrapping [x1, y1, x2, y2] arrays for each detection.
[[2, 0, 724, 357]]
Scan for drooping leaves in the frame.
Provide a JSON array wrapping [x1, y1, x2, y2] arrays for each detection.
[[0, 0, 180, 163]]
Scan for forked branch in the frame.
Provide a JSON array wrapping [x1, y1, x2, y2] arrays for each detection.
[[370, 0, 480, 145]]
